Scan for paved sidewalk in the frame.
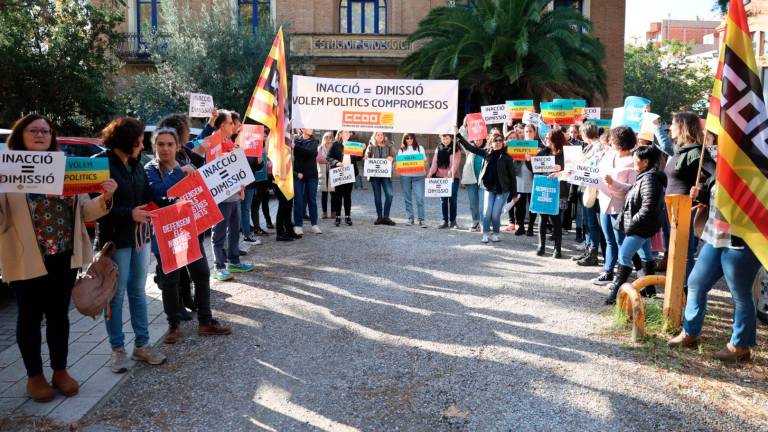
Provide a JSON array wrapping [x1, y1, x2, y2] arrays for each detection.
[[0, 281, 165, 423]]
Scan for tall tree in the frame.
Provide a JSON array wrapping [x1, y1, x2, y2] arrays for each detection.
[[401, 0, 607, 105], [624, 41, 714, 121], [117, 1, 277, 124], [0, 1, 124, 135]]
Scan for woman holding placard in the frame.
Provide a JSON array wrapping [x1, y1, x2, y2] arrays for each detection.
[[293, 129, 321, 235], [145, 128, 232, 344], [593, 127, 637, 286], [327, 130, 355, 227], [459, 128, 487, 232], [317, 132, 335, 220], [514, 124, 539, 237], [526, 129, 567, 258], [1, 114, 115, 402], [398, 134, 427, 227], [94, 117, 167, 373], [457, 133, 517, 243], [428, 134, 463, 229], [366, 132, 396, 226]]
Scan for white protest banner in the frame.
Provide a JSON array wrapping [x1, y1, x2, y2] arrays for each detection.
[[189, 93, 214, 118], [199, 148, 255, 203], [584, 107, 601, 120], [0, 150, 65, 195], [291, 75, 458, 134], [564, 146, 582, 172], [481, 104, 508, 124], [570, 164, 601, 187], [531, 156, 556, 173], [425, 178, 452, 198], [522, 111, 541, 126], [363, 158, 392, 178], [330, 164, 355, 187]]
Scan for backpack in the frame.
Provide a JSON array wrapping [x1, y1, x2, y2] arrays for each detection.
[[71, 242, 119, 319]]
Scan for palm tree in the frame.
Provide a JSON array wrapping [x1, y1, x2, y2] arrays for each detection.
[[401, 0, 607, 105]]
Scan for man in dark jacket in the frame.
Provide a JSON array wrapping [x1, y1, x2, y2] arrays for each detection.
[[606, 145, 667, 304], [292, 129, 320, 235]]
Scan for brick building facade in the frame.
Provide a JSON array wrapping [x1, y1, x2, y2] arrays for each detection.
[[109, 0, 626, 109], [645, 19, 720, 46]]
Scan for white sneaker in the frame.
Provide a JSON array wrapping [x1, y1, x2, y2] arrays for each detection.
[[293, 226, 303, 236], [311, 225, 322, 234], [111, 347, 129, 374], [481, 234, 489, 243], [490, 234, 500, 242]]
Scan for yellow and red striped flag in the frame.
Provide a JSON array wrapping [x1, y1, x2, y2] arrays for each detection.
[[245, 27, 293, 200], [713, 0, 768, 267], [705, 37, 725, 134]]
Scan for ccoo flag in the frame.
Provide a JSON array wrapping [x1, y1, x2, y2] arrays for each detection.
[[245, 27, 293, 199], [713, 0, 768, 267]]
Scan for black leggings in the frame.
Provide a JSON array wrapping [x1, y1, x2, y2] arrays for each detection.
[[11, 252, 77, 376], [538, 210, 564, 251], [272, 183, 294, 236], [154, 236, 212, 327], [332, 184, 353, 217], [251, 182, 272, 228], [514, 193, 536, 231], [321, 191, 335, 214]]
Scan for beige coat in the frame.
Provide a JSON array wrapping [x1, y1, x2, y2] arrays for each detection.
[[0, 193, 111, 283]]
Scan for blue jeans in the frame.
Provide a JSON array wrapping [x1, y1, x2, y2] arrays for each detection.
[[618, 234, 653, 267], [401, 176, 425, 221], [370, 177, 394, 218], [482, 191, 509, 234], [212, 201, 241, 269], [466, 183, 485, 224], [441, 179, 460, 223], [293, 176, 318, 226], [106, 245, 150, 349], [582, 204, 601, 249], [241, 188, 255, 236], [600, 212, 624, 272], [683, 243, 761, 347]]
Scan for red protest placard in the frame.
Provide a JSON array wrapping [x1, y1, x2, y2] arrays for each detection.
[[167, 171, 223, 233], [465, 113, 487, 142], [237, 125, 265, 157], [151, 201, 203, 274], [206, 131, 224, 162]]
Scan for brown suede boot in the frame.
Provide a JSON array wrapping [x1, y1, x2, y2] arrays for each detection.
[[164, 325, 182, 344], [198, 319, 232, 336], [667, 331, 699, 349], [712, 343, 751, 363], [52, 369, 79, 397], [27, 374, 55, 402]]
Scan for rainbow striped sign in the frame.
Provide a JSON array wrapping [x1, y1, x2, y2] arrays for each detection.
[[396, 153, 426, 175], [63, 157, 110, 196], [506, 100, 535, 120], [507, 140, 539, 160], [553, 99, 587, 123], [541, 101, 576, 125], [343, 141, 365, 157]]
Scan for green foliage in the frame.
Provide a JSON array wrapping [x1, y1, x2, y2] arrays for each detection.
[[401, 0, 607, 105], [624, 41, 714, 121], [0, 1, 125, 135], [118, 1, 276, 124]]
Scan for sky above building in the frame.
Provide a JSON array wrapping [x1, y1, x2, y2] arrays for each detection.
[[625, 0, 723, 43]]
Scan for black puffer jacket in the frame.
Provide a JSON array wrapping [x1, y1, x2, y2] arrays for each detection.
[[92, 150, 151, 249], [457, 134, 517, 194], [617, 168, 667, 238]]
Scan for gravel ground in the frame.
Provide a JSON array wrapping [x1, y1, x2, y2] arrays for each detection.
[[63, 184, 767, 432]]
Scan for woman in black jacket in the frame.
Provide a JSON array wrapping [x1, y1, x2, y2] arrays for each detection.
[[458, 133, 517, 243], [94, 117, 167, 373], [326, 130, 355, 227], [526, 129, 568, 258], [605, 145, 667, 304], [293, 129, 320, 235]]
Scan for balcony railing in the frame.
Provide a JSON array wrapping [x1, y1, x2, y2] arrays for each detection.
[[115, 32, 169, 62]]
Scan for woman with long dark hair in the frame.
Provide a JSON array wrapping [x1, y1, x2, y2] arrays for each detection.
[[514, 123, 538, 236], [428, 134, 462, 229], [326, 130, 355, 227], [1, 114, 115, 401], [527, 129, 568, 258], [398, 133, 427, 226]]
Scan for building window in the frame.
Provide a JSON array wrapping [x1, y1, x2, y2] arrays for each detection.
[[238, 0, 272, 33], [137, 0, 162, 41], [339, 0, 386, 34]]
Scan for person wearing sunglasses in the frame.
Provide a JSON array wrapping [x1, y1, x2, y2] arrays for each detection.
[[456, 130, 517, 243]]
